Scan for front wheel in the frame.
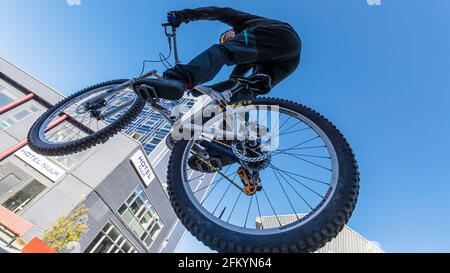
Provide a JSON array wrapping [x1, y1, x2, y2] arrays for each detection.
[[167, 98, 359, 253], [28, 79, 145, 156]]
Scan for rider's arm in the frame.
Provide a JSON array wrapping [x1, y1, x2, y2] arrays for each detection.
[[176, 6, 263, 31]]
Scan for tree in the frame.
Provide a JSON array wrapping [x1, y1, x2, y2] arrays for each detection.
[[43, 205, 89, 251]]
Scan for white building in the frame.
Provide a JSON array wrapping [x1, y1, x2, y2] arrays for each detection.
[[257, 215, 383, 253], [0, 57, 213, 253]]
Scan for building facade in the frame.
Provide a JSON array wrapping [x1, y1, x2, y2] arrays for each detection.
[[257, 215, 384, 253], [0, 57, 210, 253]]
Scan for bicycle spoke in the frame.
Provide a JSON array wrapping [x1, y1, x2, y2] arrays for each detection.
[[271, 168, 300, 220], [244, 196, 254, 229], [199, 169, 233, 203], [283, 145, 327, 151], [212, 183, 232, 215], [273, 150, 331, 160], [291, 154, 332, 172], [279, 136, 321, 152], [279, 120, 304, 136], [226, 191, 242, 223], [71, 114, 89, 141], [270, 164, 330, 185], [272, 166, 314, 210], [187, 174, 206, 183], [255, 193, 264, 229], [279, 127, 311, 137], [279, 116, 291, 131], [211, 171, 238, 213], [195, 179, 220, 195], [271, 164, 324, 198], [261, 187, 282, 227]]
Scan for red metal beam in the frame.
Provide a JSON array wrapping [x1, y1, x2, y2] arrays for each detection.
[[0, 114, 68, 161], [0, 205, 33, 237], [0, 93, 35, 114]]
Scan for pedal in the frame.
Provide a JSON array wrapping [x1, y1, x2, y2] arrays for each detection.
[[136, 84, 159, 102], [190, 157, 222, 173]]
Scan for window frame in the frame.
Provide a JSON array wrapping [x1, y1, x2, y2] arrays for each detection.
[[0, 82, 21, 107], [118, 185, 164, 249], [2, 179, 46, 213], [85, 222, 138, 253], [0, 103, 42, 130]]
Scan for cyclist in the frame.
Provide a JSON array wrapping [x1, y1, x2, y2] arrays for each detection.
[[138, 6, 302, 100]]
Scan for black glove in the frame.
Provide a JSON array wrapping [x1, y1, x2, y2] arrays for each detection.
[[167, 11, 187, 28]]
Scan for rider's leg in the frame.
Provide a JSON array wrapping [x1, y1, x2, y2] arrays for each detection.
[[164, 29, 259, 87], [251, 53, 301, 91]]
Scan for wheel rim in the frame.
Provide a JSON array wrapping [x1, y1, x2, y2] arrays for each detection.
[[180, 103, 339, 235], [37, 83, 139, 146]]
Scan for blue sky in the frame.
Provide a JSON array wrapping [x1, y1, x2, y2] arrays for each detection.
[[1, 0, 450, 252]]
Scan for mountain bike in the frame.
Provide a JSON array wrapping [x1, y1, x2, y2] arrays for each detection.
[[28, 22, 359, 253]]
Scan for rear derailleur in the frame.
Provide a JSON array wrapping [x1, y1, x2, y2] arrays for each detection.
[[237, 167, 262, 196]]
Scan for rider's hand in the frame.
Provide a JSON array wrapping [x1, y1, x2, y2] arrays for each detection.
[[167, 11, 186, 28]]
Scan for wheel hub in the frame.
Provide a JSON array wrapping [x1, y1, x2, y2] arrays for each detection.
[[231, 139, 272, 171], [76, 98, 107, 120]]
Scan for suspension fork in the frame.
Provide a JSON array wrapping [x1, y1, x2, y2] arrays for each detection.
[[162, 23, 181, 65]]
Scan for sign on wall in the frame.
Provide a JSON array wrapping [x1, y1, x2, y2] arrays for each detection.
[[130, 150, 155, 187], [15, 146, 65, 182]]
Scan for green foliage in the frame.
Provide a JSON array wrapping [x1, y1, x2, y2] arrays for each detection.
[[43, 205, 89, 251]]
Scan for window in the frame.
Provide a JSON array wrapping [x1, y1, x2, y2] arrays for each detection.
[[0, 162, 32, 203], [131, 132, 142, 141], [0, 174, 21, 197], [2, 180, 46, 213], [0, 85, 19, 107], [0, 225, 16, 245], [118, 186, 163, 248], [149, 137, 162, 145], [0, 105, 41, 130], [85, 222, 138, 253], [13, 109, 32, 120]]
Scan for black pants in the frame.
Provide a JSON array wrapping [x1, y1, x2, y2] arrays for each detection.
[[164, 23, 301, 89]]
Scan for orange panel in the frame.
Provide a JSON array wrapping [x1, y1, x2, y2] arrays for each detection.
[[22, 237, 57, 254]]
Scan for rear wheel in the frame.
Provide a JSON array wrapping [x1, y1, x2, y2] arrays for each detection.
[[28, 79, 145, 156], [167, 98, 359, 253]]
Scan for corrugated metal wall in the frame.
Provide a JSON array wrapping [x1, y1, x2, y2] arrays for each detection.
[[258, 214, 383, 253]]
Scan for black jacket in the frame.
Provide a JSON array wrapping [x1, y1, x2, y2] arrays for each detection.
[[176, 7, 300, 89], [178, 6, 284, 34]]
